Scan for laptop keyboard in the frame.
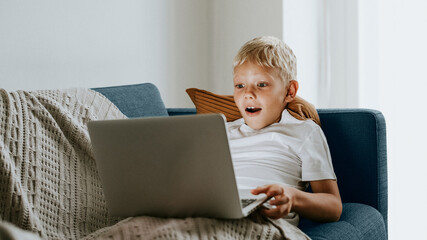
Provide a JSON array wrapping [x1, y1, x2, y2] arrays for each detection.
[[241, 198, 257, 208]]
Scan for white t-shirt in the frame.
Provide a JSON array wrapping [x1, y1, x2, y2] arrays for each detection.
[[226, 110, 336, 225], [227, 110, 336, 191]]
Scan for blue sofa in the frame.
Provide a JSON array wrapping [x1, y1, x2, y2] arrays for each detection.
[[93, 83, 388, 240]]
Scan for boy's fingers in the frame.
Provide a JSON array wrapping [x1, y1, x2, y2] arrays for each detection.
[[261, 207, 285, 220], [252, 184, 284, 197], [269, 194, 289, 205], [264, 186, 284, 198], [251, 185, 270, 195]]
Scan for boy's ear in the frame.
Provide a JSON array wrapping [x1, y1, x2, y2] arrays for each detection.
[[284, 80, 299, 103]]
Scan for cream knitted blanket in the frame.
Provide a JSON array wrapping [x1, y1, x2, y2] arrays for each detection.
[[82, 213, 310, 240], [0, 88, 310, 240], [0, 88, 126, 239]]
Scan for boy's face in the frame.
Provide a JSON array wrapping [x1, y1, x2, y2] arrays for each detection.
[[233, 61, 289, 130]]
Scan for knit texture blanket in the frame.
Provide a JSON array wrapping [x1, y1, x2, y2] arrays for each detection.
[[83, 213, 310, 240], [0, 88, 310, 240], [0, 88, 126, 239]]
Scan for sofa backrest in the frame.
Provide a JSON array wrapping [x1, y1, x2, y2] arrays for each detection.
[[93, 83, 168, 118]]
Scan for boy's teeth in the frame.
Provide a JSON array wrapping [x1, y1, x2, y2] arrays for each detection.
[[246, 107, 261, 113]]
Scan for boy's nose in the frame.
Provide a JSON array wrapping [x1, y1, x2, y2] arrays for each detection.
[[244, 87, 255, 99]]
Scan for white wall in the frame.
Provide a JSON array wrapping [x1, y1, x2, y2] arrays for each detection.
[[326, 0, 359, 108], [162, 0, 210, 107], [283, 0, 359, 109], [358, 0, 380, 109], [350, 1, 427, 239], [0, 1, 163, 93], [0, 0, 283, 108], [283, 0, 324, 107], [376, 1, 427, 239], [207, 0, 283, 95], [0, 0, 208, 108]]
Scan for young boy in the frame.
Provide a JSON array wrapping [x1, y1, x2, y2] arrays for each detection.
[[227, 36, 342, 226]]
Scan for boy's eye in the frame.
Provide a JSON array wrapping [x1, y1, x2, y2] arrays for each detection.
[[235, 84, 245, 89], [258, 82, 268, 87]]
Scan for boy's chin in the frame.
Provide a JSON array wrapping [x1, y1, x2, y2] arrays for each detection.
[[244, 119, 270, 130], [243, 114, 282, 130]]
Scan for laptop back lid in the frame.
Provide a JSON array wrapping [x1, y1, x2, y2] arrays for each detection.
[[88, 114, 245, 219]]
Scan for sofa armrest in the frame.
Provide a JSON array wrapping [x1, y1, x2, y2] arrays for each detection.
[[299, 203, 387, 240], [317, 109, 388, 231]]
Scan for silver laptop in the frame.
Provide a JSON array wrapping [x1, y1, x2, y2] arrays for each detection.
[[88, 113, 269, 219]]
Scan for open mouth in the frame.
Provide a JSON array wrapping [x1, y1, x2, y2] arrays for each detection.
[[245, 107, 262, 113]]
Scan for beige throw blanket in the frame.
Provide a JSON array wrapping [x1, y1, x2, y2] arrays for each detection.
[[0, 88, 310, 240], [0, 88, 126, 239], [82, 214, 310, 240]]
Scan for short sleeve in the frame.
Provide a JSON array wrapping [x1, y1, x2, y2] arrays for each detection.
[[299, 126, 337, 182]]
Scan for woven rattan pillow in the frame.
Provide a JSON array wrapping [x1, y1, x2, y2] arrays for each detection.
[[186, 88, 321, 126]]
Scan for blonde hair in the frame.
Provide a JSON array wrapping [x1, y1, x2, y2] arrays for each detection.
[[233, 36, 297, 84]]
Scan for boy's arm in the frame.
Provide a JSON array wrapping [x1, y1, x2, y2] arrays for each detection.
[[293, 180, 342, 222], [252, 180, 342, 222]]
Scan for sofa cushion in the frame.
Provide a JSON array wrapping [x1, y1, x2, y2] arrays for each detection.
[[186, 88, 321, 126], [299, 203, 387, 240], [93, 83, 168, 118]]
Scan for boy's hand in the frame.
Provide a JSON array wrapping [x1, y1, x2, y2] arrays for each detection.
[[251, 184, 297, 220]]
